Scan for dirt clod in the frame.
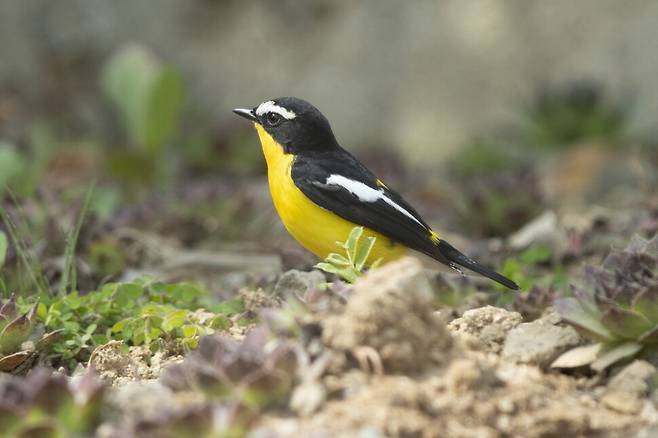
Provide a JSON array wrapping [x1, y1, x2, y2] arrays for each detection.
[[448, 305, 523, 353], [272, 269, 326, 298], [502, 317, 581, 368], [89, 341, 182, 386], [322, 257, 452, 373]]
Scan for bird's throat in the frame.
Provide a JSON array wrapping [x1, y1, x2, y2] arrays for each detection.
[[255, 123, 291, 171]]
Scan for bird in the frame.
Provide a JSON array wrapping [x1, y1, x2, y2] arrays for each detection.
[[233, 97, 519, 290]]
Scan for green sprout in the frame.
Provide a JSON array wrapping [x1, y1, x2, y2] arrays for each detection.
[[553, 235, 658, 371], [314, 227, 381, 283]]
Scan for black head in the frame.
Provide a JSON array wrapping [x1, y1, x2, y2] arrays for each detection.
[[233, 97, 339, 153]]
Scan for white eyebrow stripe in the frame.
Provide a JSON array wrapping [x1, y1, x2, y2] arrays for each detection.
[[325, 174, 425, 227], [255, 100, 297, 120]]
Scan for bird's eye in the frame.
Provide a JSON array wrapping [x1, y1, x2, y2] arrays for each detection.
[[266, 112, 282, 126]]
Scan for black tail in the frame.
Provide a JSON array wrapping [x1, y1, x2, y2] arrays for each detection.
[[436, 240, 519, 290]]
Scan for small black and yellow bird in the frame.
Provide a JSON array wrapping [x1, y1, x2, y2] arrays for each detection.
[[233, 97, 518, 290]]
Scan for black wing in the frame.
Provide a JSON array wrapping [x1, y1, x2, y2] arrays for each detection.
[[291, 149, 519, 290], [291, 150, 444, 260]]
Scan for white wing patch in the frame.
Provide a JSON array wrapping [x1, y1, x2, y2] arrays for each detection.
[[325, 175, 425, 227], [255, 100, 297, 120]]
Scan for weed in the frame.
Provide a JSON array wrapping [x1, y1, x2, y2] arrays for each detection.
[[24, 278, 241, 368], [553, 235, 658, 371], [102, 44, 185, 188], [315, 227, 381, 283]]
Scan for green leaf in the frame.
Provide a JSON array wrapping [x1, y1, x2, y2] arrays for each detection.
[[315, 262, 352, 280], [324, 253, 352, 267], [144, 68, 184, 153], [63, 321, 81, 333], [102, 45, 160, 146], [632, 290, 658, 325], [212, 297, 244, 316], [112, 318, 128, 332], [314, 262, 341, 275], [354, 235, 377, 271], [601, 307, 653, 340], [92, 334, 108, 345], [591, 342, 643, 372], [114, 283, 144, 307], [0, 231, 7, 269], [168, 282, 203, 305], [315, 261, 359, 283], [182, 324, 197, 338], [209, 314, 232, 330], [0, 143, 27, 193], [140, 303, 163, 316], [35, 330, 64, 351], [146, 327, 161, 343], [555, 297, 615, 342], [37, 303, 48, 321], [162, 309, 187, 331], [520, 244, 553, 265], [64, 292, 82, 310], [0, 314, 32, 354], [346, 227, 363, 262]]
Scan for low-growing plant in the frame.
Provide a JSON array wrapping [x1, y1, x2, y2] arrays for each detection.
[[24, 277, 241, 368], [0, 368, 105, 436], [523, 79, 630, 148], [495, 244, 568, 309], [553, 235, 658, 371], [512, 284, 558, 321], [0, 296, 62, 373], [0, 184, 95, 298], [315, 226, 381, 283], [102, 44, 185, 189], [161, 327, 297, 436]]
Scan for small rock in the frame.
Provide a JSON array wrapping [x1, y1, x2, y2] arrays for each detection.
[[108, 380, 178, 422], [89, 341, 181, 385], [601, 390, 643, 414], [448, 306, 523, 353], [637, 424, 658, 438], [502, 318, 581, 367], [601, 360, 657, 415], [607, 360, 656, 397], [272, 269, 326, 298], [89, 341, 141, 384], [239, 288, 279, 312], [290, 381, 326, 416], [444, 358, 499, 392], [508, 210, 565, 253]]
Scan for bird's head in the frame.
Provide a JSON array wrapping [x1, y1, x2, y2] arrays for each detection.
[[233, 97, 338, 153]]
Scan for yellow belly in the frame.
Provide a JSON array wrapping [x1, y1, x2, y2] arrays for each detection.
[[255, 124, 406, 264]]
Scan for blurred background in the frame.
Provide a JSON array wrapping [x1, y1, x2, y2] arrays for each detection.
[[0, 0, 656, 295]]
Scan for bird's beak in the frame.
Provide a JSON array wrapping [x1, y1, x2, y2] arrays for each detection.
[[233, 107, 258, 122]]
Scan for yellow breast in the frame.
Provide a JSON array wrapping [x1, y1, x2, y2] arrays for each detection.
[[255, 124, 405, 265]]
